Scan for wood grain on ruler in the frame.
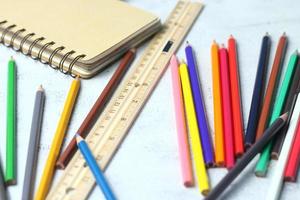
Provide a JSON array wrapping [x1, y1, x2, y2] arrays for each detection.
[[47, 2, 203, 199]]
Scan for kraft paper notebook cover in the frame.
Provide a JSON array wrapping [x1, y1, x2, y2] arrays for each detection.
[[0, 0, 161, 78]]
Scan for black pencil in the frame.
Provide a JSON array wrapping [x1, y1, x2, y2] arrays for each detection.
[[0, 157, 7, 200], [271, 58, 300, 159], [22, 85, 45, 200], [245, 33, 270, 148], [204, 113, 288, 200]]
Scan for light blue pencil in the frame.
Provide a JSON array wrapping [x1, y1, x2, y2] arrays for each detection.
[[76, 134, 116, 200]]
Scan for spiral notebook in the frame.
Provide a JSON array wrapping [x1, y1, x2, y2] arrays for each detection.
[[0, 0, 161, 78]]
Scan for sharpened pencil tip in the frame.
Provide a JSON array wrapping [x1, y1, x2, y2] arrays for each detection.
[[221, 43, 225, 48], [75, 134, 83, 143], [38, 85, 44, 91], [130, 48, 136, 54], [230, 34, 234, 38], [10, 56, 14, 60], [265, 32, 269, 36], [294, 49, 298, 55], [280, 112, 289, 121], [283, 32, 287, 36], [181, 59, 186, 64]]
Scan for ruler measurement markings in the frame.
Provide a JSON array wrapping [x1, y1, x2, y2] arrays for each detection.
[[47, 2, 202, 199]]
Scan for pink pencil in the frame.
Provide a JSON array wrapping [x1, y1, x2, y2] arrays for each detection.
[[219, 46, 235, 169], [170, 55, 194, 187]]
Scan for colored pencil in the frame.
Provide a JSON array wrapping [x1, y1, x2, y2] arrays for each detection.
[[272, 58, 300, 159], [219, 46, 235, 169], [35, 77, 80, 200], [185, 43, 214, 166], [0, 157, 7, 200], [76, 135, 116, 200], [245, 34, 270, 148], [56, 49, 136, 169], [284, 113, 300, 182], [255, 51, 298, 177], [211, 41, 225, 166], [228, 35, 244, 157], [6, 56, 16, 184], [204, 113, 288, 200], [179, 62, 210, 195], [170, 55, 194, 187], [266, 98, 300, 200], [255, 33, 287, 141], [22, 85, 45, 200]]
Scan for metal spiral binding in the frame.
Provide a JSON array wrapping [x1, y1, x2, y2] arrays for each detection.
[[10, 28, 25, 49], [37, 41, 55, 64], [19, 32, 35, 54], [48, 46, 65, 69], [1, 24, 16, 45], [0, 21, 86, 76], [69, 54, 86, 77], [28, 37, 45, 59]]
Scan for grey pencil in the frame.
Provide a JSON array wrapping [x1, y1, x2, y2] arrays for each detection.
[[0, 157, 7, 200], [22, 85, 45, 200]]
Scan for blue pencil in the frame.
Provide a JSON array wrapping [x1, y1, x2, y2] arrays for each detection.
[[76, 135, 116, 200], [185, 42, 214, 166], [245, 33, 270, 148]]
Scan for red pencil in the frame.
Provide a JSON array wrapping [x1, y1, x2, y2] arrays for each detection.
[[228, 35, 244, 157], [284, 117, 300, 182], [219, 46, 235, 169]]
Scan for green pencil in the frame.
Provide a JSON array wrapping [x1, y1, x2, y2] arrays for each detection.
[[6, 57, 16, 184], [255, 51, 299, 177]]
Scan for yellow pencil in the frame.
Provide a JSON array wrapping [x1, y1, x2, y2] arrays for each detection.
[[179, 62, 210, 195], [35, 77, 80, 200]]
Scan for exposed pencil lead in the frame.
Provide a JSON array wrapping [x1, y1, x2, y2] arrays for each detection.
[[280, 112, 289, 121], [38, 85, 44, 91], [130, 48, 137, 53], [265, 32, 269, 36]]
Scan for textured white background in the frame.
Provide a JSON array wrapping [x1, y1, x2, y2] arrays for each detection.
[[0, 0, 300, 199]]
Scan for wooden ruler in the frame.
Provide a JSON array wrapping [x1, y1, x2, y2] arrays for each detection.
[[47, 1, 203, 199]]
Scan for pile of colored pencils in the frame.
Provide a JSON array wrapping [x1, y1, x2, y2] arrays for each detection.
[[170, 33, 300, 199]]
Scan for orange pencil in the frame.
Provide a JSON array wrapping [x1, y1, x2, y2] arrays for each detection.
[[211, 41, 225, 166], [228, 35, 244, 157]]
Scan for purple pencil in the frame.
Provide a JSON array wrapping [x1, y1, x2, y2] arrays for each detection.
[[185, 42, 214, 166]]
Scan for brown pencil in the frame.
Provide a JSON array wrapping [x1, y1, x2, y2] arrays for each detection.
[[56, 49, 136, 169], [255, 33, 287, 141]]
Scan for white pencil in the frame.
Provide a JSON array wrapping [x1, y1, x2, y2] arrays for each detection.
[[266, 96, 300, 200]]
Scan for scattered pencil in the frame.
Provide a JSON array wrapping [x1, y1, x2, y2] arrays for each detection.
[[284, 112, 300, 182], [185, 42, 214, 166], [272, 57, 300, 159], [179, 61, 210, 195], [76, 134, 116, 200], [255, 50, 297, 177], [204, 113, 288, 200], [245, 33, 270, 148], [22, 85, 45, 200], [255, 33, 287, 141], [211, 41, 225, 166], [35, 77, 80, 199], [228, 35, 244, 157], [266, 98, 300, 200], [170, 55, 194, 187], [56, 49, 136, 169], [0, 157, 7, 200], [6, 56, 16, 185], [219, 45, 235, 169]]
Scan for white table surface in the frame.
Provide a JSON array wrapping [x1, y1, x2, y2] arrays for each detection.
[[1, 0, 300, 199]]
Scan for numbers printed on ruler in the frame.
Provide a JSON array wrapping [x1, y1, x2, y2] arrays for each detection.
[[47, 1, 203, 199]]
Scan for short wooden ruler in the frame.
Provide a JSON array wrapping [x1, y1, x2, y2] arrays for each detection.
[[47, 1, 203, 199]]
